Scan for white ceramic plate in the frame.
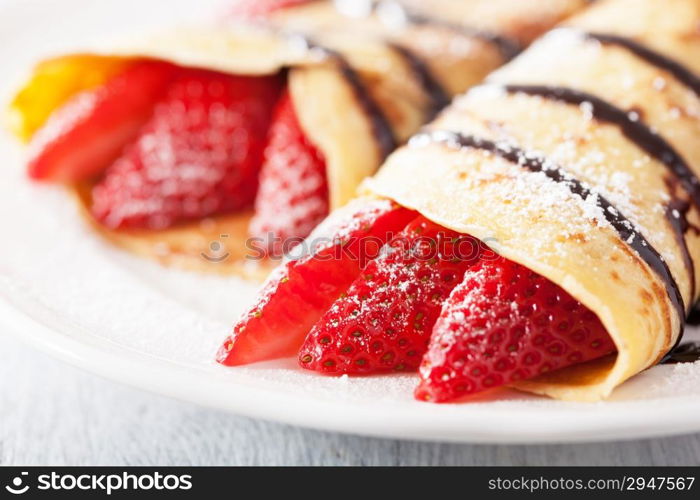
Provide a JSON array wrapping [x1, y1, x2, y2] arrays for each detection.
[[2, 0, 700, 445]]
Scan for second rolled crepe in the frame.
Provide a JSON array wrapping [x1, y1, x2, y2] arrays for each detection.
[[8, 0, 586, 277], [365, 0, 700, 401]]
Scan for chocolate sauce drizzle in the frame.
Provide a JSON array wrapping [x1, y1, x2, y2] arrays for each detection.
[[661, 342, 700, 364], [580, 31, 700, 98], [502, 84, 700, 310], [503, 85, 700, 210], [387, 43, 450, 119], [295, 36, 398, 159], [410, 130, 686, 326], [666, 197, 696, 302], [399, 14, 521, 62], [687, 303, 700, 325], [366, 1, 521, 61]]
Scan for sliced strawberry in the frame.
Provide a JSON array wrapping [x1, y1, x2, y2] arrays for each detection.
[[416, 257, 617, 403], [27, 60, 176, 182], [217, 200, 416, 366], [228, 0, 311, 21], [249, 91, 329, 257], [91, 69, 282, 230], [298, 216, 483, 374]]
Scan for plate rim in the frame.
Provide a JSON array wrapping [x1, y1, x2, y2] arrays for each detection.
[[3, 0, 700, 446], [3, 283, 700, 445]]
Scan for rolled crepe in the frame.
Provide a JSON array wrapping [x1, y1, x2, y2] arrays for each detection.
[[364, 0, 700, 401], [7, 0, 586, 277]]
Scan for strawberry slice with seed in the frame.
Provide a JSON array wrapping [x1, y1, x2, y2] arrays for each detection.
[[298, 216, 483, 374], [91, 68, 282, 229], [27, 60, 176, 182], [249, 91, 329, 257], [228, 0, 312, 21], [217, 199, 416, 366], [415, 257, 617, 403]]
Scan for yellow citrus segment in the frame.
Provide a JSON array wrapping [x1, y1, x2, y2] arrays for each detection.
[[7, 55, 131, 142]]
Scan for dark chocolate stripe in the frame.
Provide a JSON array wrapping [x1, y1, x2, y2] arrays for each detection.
[[503, 84, 699, 310], [387, 43, 450, 119], [661, 342, 700, 364], [366, 1, 521, 61], [410, 130, 686, 328], [503, 85, 700, 209], [585, 23, 700, 320], [667, 198, 696, 304], [687, 303, 700, 325], [296, 36, 397, 159], [579, 31, 700, 98], [335, 56, 397, 159], [401, 13, 521, 62]]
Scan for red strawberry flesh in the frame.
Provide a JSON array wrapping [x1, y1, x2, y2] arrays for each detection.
[[217, 200, 416, 366], [228, 0, 312, 21], [27, 60, 176, 182], [249, 91, 329, 257], [298, 216, 483, 374], [415, 257, 617, 403], [91, 68, 282, 230]]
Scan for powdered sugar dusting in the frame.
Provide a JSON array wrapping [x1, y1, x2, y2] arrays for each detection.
[[409, 131, 617, 247], [3, 0, 700, 441], [448, 85, 683, 271], [3, 131, 700, 423]]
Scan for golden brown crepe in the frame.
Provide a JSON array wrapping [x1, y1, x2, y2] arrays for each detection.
[[7, 0, 587, 277], [364, 0, 700, 401]]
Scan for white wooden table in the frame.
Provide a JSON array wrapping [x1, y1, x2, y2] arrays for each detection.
[[1, 331, 699, 466]]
